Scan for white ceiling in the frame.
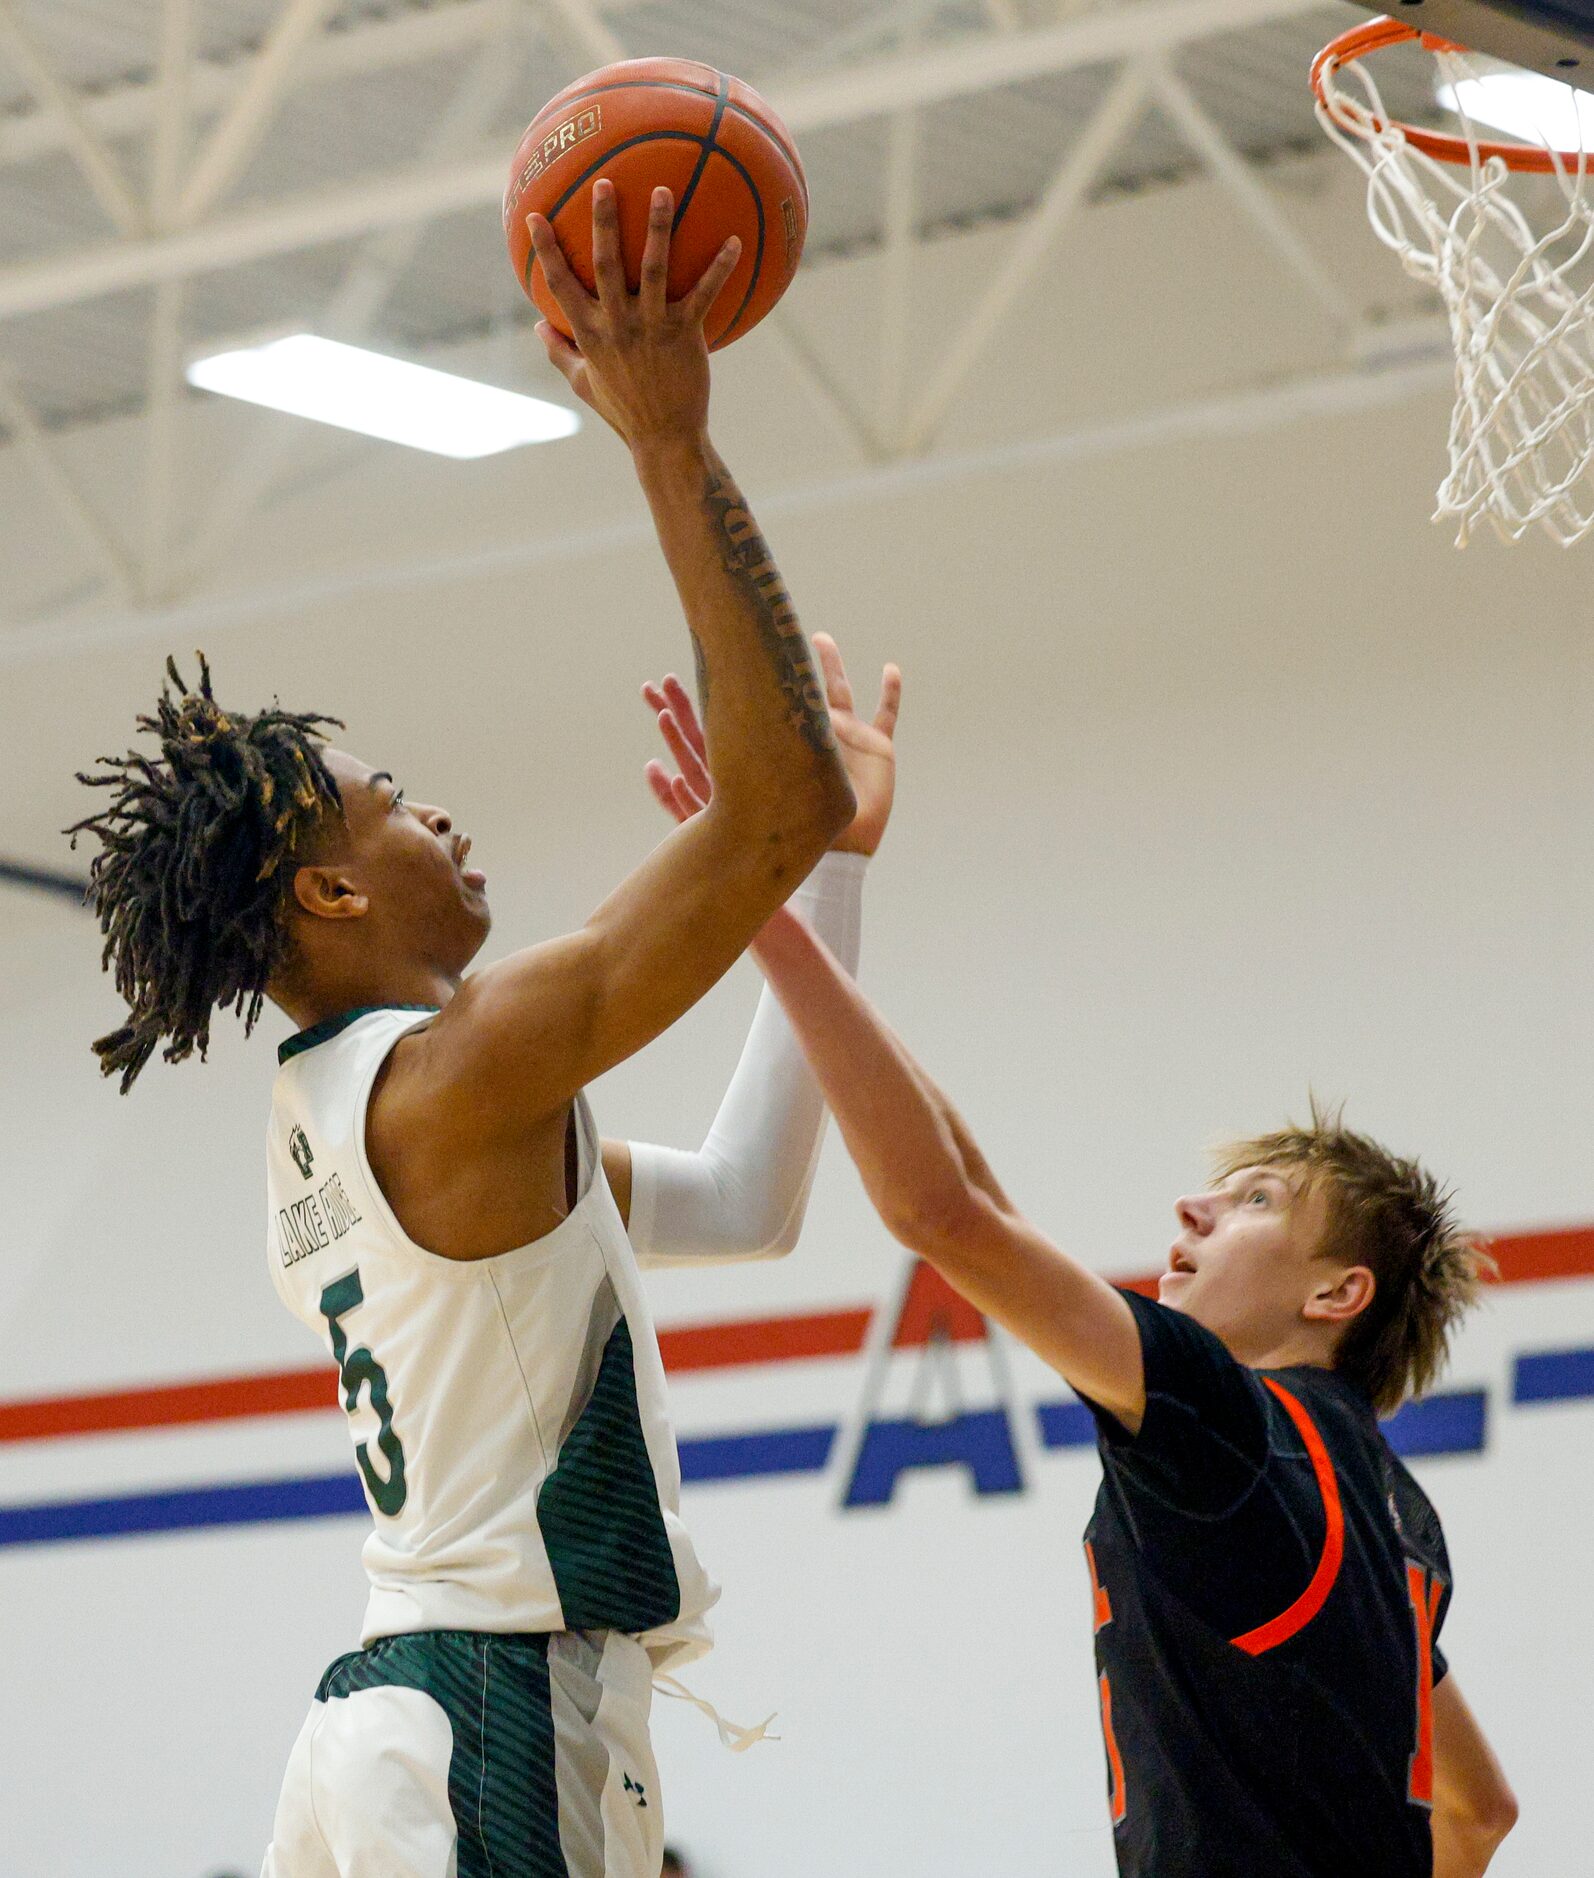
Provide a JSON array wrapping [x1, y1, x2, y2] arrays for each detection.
[[0, 0, 1478, 625]]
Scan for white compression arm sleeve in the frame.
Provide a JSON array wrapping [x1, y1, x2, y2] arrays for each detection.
[[625, 849, 866, 1267]]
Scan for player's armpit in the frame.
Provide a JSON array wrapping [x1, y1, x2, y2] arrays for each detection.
[[1430, 1675, 1518, 1878]]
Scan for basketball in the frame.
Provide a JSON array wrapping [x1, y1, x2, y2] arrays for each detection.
[[504, 58, 808, 352]]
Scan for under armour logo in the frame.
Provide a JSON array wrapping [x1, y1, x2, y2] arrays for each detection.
[[623, 1772, 648, 1809], [288, 1126, 314, 1181]]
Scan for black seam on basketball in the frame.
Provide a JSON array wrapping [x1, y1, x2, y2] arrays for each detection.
[[700, 143, 766, 346], [519, 124, 780, 344], [523, 82, 805, 198], [544, 129, 707, 225], [523, 130, 708, 296], [672, 68, 731, 233]]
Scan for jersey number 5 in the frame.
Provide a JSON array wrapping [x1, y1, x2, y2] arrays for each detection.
[[1406, 1562, 1445, 1808], [320, 1269, 408, 1517], [1086, 1541, 1128, 1827]]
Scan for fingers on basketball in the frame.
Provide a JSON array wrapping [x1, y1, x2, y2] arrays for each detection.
[[527, 215, 594, 333], [640, 188, 673, 315], [682, 237, 742, 327], [589, 179, 631, 310], [506, 61, 807, 350]]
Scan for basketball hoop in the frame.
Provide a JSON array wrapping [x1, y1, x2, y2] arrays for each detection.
[[1314, 15, 1594, 545]]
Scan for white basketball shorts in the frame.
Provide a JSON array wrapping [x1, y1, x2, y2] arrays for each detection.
[[260, 1628, 662, 1878]]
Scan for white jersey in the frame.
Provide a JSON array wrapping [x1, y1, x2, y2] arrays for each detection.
[[265, 1004, 717, 1669]]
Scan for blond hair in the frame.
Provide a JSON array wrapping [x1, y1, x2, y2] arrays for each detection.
[[1212, 1103, 1492, 1415]]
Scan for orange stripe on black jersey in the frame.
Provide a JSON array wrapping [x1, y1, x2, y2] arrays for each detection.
[[1086, 1539, 1114, 1632], [1229, 1380, 1345, 1656]]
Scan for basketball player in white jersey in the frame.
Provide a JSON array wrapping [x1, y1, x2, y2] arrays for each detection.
[[68, 183, 900, 1877]]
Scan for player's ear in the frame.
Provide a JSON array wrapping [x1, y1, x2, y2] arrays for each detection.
[[1303, 1264, 1374, 1327], [292, 864, 369, 921]]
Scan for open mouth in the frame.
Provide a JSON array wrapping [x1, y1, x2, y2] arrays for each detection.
[[454, 834, 486, 891]]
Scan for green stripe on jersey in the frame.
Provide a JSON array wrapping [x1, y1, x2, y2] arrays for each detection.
[[277, 1002, 438, 1064], [317, 1630, 565, 1877], [538, 1317, 681, 1633]]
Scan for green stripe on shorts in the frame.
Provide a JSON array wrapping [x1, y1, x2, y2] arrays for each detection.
[[318, 1630, 566, 1877]]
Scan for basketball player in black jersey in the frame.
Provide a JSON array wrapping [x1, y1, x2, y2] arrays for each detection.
[[643, 683, 1518, 1878]]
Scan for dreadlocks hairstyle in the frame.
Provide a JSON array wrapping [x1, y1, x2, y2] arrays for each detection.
[[65, 655, 344, 1094], [1212, 1100, 1493, 1415]]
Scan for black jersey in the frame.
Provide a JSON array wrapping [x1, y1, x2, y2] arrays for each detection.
[[1080, 1290, 1451, 1878]]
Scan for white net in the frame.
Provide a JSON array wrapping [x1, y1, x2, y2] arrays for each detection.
[[1318, 41, 1594, 546]]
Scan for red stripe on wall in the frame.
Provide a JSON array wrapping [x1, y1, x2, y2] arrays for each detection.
[[657, 1308, 871, 1372], [1484, 1226, 1594, 1286], [1115, 1226, 1589, 1298], [0, 1368, 334, 1445], [0, 1307, 875, 1445], [1, 1226, 1588, 1445]]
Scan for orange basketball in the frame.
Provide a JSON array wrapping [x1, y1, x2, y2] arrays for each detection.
[[504, 58, 807, 352]]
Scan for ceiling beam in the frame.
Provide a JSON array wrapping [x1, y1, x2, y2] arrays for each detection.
[[776, 0, 1323, 131], [877, 95, 920, 446], [0, 368, 137, 600], [0, 0, 517, 171], [137, 0, 198, 607], [150, 0, 196, 226], [0, 154, 509, 321], [0, 0, 1329, 325], [763, 310, 888, 464], [174, 0, 339, 226], [0, 0, 1328, 176], [898, 56, 1154, 455], [527, 0, 625, 67], [0, 1, 145, 235], [0, 350, 1457, 671], [182, 16, 540, 586], [1151, 60, 1356, 330], [142, 280, 185, 604]]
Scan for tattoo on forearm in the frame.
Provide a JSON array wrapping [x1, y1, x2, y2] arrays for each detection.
[[701, 466, 836, 754], [690, 630, 710, 712]]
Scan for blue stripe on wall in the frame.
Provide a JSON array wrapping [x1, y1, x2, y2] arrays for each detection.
[[678, 1424, 835, 1483], [1038, 1390, 1489, 1458], [0, 1472, 366, 1548], [0, 1433, 842, 1546], [0, 1382, 1509, 1549], [1513, 1347, 1594, 1403], [1380, 1390, 1487, 1457], [1036, 1400, 1096, 1449]]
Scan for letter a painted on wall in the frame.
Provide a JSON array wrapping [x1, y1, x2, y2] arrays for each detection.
[[835, 1257, 1025, 1509]]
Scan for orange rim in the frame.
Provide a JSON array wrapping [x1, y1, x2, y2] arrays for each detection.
[[1312, 13, 1587, 175]]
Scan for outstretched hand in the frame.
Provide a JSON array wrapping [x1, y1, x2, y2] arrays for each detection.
[[643, 633, 901, 856], [528, 179, 741, 447]]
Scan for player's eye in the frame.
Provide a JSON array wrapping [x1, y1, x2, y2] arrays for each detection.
[[1246, 1187, 1269, 1206], [390, 789, 406, 813]]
